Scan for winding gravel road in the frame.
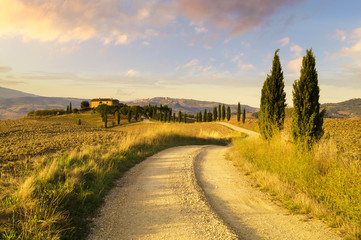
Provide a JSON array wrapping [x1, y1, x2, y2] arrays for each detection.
[[88, 123, 342, 240]]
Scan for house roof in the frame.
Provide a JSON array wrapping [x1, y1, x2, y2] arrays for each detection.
[[90, 98, 119, 102]]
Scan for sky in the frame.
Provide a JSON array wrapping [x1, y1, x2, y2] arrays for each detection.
[[0, 0, 360, 107]]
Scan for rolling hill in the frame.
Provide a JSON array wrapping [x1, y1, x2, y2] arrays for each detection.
[[127, 97, 258, 115], [0, 87, 88, 119], [0, 86, 38, 99], [322, 98, 361, 118]]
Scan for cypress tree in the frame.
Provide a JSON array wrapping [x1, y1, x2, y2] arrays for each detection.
[[127, 110, 132, 123], [168, 111, 171, 123], [291, 49, 326, 146], [237, 102, 241, 122], [184, 113, 187, 123], [69, 102, 72, 113], [152, 108, 156, 120], [199, 111, 202, 122], [218, 104, 221, 120], [222, 104, 226, 120], [259, 49, 287, 140], [117, 110, 120, 125], [196, 112, 199, 122], [178, 111, 182, 123], [203, 109, 207, 122], [213, 107, 217, 121], [173, 113, 176, 122], [242, 108, 246, 124], [226, 106, 231, 121], [207, 112, 213, 122], [66, 105, 69, 113]]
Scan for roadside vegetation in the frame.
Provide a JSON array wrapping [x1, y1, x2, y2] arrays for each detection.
[[0, 111, 233, 239], [228, 49, 361, 239]]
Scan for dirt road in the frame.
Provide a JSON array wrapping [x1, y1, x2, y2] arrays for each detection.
[[88, 124, 341, 240], [88, 146, 237, 240]]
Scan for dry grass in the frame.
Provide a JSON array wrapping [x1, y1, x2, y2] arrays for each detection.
[[0, 116, 233, 239], [228, 118, 361, 239]]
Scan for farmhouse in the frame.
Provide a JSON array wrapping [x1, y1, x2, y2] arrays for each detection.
[[90, 98, 120, 108]]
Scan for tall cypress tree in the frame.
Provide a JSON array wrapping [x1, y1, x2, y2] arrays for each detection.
[[184, 113, 187, 123], [242, 108, 246, 124], [69, 102, 72, 113], [237, 102, 241, 122], [178, 111, 182, 123], [292, 49, 326, 146], [218, 104, 221, 120], [203, 109, 207, 122], [226, 106, 231, 121], [208, 112, 213, 122], [127, 110, 132, 123], [199, 111, 202, 122], [259, 49, 287, 140], [173, 113, 176, 122], [222, 104, 226, 120], [213, 107, 217, 121]]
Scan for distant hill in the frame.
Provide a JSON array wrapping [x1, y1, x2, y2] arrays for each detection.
[[127, 97, 258, 115], [322, 98, 361, 118], [0, 86, 38, 99], [0, 97, 87, 120]]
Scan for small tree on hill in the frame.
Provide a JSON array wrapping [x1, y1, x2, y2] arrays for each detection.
[[203, 109, 207, 122], [127, 110, 132, 123], [117, 110, 121, 125], [226, 106, 231, 121], [207, 112, 213, 122], [81, 100, 90, 109], [218, 104, 221, 120], [242, 108, 246, 124], [291, 49, 326, 146], [237, 102, 241, 122], [222, 104, 226, 120], [213, 107, 218, 121]]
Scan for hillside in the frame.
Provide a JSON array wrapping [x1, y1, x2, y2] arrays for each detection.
[[0, 86, 38, 99], [127, 97, 258, 115], [322, 98, 361, 118], [0, 96, 87, 120]]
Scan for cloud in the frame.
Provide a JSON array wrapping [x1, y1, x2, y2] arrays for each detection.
[[332, 27, 361, 67], [0, 0, 301, 45], [290, 43, 303, 58], [0, 66, 12, 73], [334, 30, 346, 42], [287, 57, 302, 73], [231, 53, 255, 71], [126, 69, 140, 77], [175, 0, 301, 35], [194, 25, 208, 33], [0, 0, 175, 44], [278, 37, 290, 46]]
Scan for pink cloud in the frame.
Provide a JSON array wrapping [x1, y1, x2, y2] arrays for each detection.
[[175, 0, 300, 35]]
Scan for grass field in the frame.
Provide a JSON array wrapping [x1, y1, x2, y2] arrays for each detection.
[[0, 113, 233, 239], [228, 117, 361, 239]]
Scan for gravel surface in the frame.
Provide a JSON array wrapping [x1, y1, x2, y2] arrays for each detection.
[[196, 145, 342, 240], [88, 123, 342, 240], [88, 146, 237, 240]]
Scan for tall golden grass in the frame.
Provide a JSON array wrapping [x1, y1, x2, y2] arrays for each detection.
[[1, 122, 233, 239], [229, 129, 361, 239]]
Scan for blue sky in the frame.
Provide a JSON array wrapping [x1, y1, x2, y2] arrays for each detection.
[[0, 0, 360, 107]]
